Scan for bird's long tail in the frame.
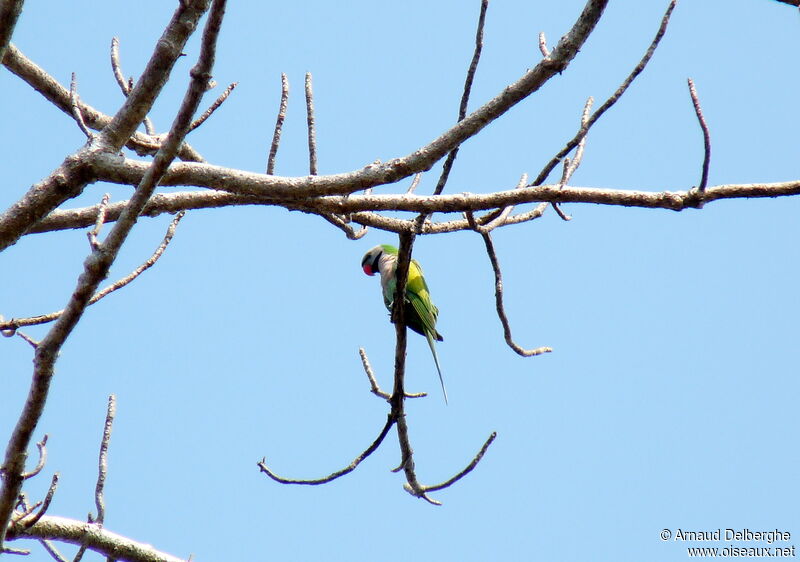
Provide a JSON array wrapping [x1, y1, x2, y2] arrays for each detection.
[[424, 331, 448, 404]]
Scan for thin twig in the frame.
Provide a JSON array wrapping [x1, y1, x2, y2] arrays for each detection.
[[12, 493, 36, 522], [21, 473, 58, 530], [16, 332, 38, 349], [39, 540, 68, 562], [258, 414, 395, 485], [21, 435, 48, 480], [3, 212, 185, 330], [421, 432, 496, 493], [110, 37, 156, 136], [532, 0, 677, 186], [69, 73, 93, 139], [359, 348, 427, 400], [87, 194, 110, 250], [687, 77, 711, 193], [430, 0, 488, 199], [319, 212, 367, 240], [406, 173, 422, 194], [538, 32, 550, 57], [110, 37, 131, 95], [266, 73, 289, 175], [188, 81, 237, 132], [93, 395, 116, 526], [0, 546, 29, 555], [552, 97, 593, 220], [477, 230, 552, 357], [465, 173, 527, 234], [305, 72, 318, 175]]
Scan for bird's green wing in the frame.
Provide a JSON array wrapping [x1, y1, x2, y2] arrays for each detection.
[[406, 259, 440, 339]]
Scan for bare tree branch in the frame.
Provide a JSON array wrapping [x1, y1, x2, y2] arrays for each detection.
[[475, 230, 552, 357], [359, 348, 427, 400], [19, 175, 800, 241], [687, 77, 711, 193], [8, 516, 186, 562], [0, 0, 222, 548], [0, 0, 24, 63], [38, 538, 68, 562], [305, 72, 318, 175], [3, 44, 199, 160], [430, 0, 488, 198], [538, 32, 550, 57], [532, 0, 676, 186], [189, 81, 237, 132], [110, 37, 156, 135], [19, 473, 58, 530], [93, 396, 116, 526], [266, 73, 289, 175], [421, 432, 496, 493], [0, 1, 210, 254], [257, 414, 395, 486], [1, 212, 185, 332], [69, 73, 93, 139]]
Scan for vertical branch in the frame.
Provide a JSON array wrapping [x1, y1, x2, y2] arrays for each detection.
[[431, 0, 488, 197], [305, 72, 318, 175], [389, 233, 438, 505], [266, 73, 289, 175], [93, 395, 116, 526], [390, 231, 414, 407], [478, 231, 552, 357], [687, 77, 711, 193]]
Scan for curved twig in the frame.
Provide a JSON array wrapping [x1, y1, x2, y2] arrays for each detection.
[[21, 435, 48, 480], [687, 77, 711, 193], [359, 347, 427, 400], [20, 473, 58, 530], [257, 414, 395, 485], [420, 432, 496, 493], [475, 229, 552, 357]]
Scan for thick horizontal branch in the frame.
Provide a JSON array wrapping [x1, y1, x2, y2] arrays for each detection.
[[88, 150, 800, 208], [314, 181, 800, 214], [26, 179, 800, 237], [8, 516, 185, 562]]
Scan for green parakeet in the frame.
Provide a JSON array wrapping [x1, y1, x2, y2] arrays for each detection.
[[361, 244, 447, 403]]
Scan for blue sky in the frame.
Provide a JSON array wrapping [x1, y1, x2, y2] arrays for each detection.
[[2, 1, 798, 560]]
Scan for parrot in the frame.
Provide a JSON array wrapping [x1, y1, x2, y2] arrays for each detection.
[[361, 244, 447, 403]]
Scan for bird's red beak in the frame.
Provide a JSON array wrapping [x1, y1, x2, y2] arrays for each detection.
[[363, 264, 375, 276]]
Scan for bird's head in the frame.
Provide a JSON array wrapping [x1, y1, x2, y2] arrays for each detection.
[[361, 244, 397, 276]]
